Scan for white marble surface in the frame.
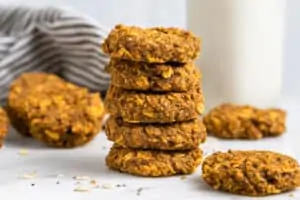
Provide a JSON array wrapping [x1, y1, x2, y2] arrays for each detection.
[[0, 98, 299, 200]]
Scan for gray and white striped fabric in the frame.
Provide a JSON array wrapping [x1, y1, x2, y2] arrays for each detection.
[[0, 6, 110, 103]]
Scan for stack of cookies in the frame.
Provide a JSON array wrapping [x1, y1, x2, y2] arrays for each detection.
[[102, 24, 206, 177]]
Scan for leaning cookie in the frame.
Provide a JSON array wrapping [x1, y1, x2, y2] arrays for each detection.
[[102, 24, 201, 63], [7, 73, 105, 148], [106, 145, 202, 177], [107, 59, 201, 92], [105, 117, 206, 150], [0, 108, 9, 148], [203, 103, 286, 139], [105, 85, 204, 123], [202, 150, 300, 196]]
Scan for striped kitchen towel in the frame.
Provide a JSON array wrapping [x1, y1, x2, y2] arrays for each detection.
[[0, 6, 110, 103]]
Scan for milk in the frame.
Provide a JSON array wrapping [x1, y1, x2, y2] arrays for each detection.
[[187, 0, 286, 111]]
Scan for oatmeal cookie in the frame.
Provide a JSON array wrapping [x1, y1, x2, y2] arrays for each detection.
[[107, 59, 201, 92], [203, 103, 286, 139], [0, 108, 8, 148], [105, 117, 206, 150], [105, 86, 204, 123], [102, 24, 201, 63], [202, 150, 300, 196], [106, 145, 202, 177], [7, 73, 105, 148]]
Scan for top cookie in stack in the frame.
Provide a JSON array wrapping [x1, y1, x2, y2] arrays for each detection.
[[102, 25, 205, 177]]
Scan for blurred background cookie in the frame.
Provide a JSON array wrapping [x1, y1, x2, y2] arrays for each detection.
[[203, 103, 286, 139], [0, 108, 8, 148], [6, 73, 105, 148]]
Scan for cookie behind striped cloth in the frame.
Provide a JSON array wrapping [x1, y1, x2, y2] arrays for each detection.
[[0, 6, 110, 104]]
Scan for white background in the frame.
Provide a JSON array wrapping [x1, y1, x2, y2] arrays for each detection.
[[0, 0, 299, 99]]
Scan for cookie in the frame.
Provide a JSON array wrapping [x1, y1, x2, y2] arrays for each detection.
[[203, 103, 286, 139], [202, 150, 300, 196], [7, 73, 105, 148], [102, 24, 200, 63], [107, 59, 201, 92], [105, 85, 204, 123], [0, 108, 8, 148], [106, 145, 202, 177], [105, 117, 206, 150]]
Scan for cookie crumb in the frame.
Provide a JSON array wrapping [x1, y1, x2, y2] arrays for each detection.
[[180, 175, 187, 180], [90, 180, 97, 185], [74, 186, 90, 192], [102, 184, 114, 189], [19, 173, 35, 179], [137, 187, 143, 196], [18, 149, 29, 156], [73, 176, 90, 181]]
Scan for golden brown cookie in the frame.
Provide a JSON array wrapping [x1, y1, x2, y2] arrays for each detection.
[[105, 86, 204, 123], [107, 59, 201, 92], [102, 24, 201, 63], [106, 145, 202, 177], [202, 150, 300, 196], [203, 103, 286, 139], [0, 108, 9, 148], [7, 73, 105, 148], [105, 117, 206, 150]]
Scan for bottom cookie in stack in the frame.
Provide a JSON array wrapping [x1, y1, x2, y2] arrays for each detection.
[[104, 116, 206, 177], [106, 145, 202, 177]]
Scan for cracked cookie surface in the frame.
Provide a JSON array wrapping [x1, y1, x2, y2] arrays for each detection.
[[202, 150, 300, 196], [102, 24, 200, 63]]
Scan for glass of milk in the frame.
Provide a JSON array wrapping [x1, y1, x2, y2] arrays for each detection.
[[187, 0, 287, 111]]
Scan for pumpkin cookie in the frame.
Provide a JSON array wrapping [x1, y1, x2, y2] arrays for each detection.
[[203, 103, 286, 139], [0, 108, 8, 148], [102, 24, 200, 63], [106, 145, 202, 177], [202, 150, 300, 196], [7, 73, 105, 148], [105, 86, 204, 123], [107, 59, 201, 92], [105, 117, 206, 150]]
